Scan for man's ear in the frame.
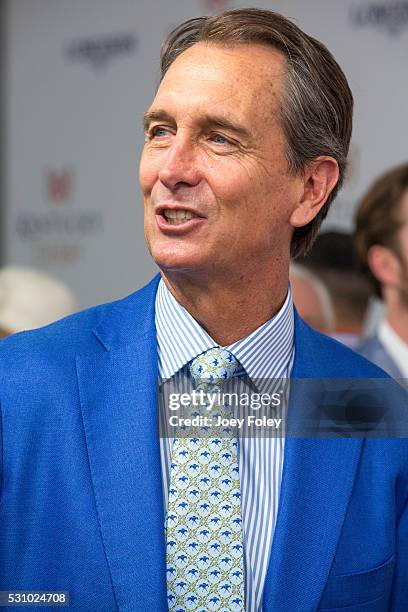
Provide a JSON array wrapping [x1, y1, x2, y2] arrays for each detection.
[[367, 244, 400, 289], [289, 157, 339, 228]]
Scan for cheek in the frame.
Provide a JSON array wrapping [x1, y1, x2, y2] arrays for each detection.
[[207, 162, 254, 207], [139, 150, 158, 194]]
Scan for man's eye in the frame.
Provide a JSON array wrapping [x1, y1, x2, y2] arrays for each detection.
[[210, 133, 230, 145], [151, 126, 169, 138]]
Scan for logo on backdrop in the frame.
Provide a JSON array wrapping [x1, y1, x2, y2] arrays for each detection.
[[14, 166, 104, 265], [66, 32, 137, 69], [350, 1, 408, 35], [44, 168, 74, 204], [202, 0, 233, 10]]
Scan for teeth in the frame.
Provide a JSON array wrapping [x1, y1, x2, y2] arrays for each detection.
[[163, 209, 197, 225]]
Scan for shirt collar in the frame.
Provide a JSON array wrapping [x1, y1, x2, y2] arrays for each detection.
[[155, 278, 294, 381]]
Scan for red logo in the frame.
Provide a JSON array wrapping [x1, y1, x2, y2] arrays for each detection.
[[202, 0, 232, 10], [44, 168, 74, 204]]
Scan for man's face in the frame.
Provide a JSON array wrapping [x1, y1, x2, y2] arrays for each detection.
[[140, 43, 302, 278]]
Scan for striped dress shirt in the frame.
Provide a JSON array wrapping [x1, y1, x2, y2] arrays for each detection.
[[156, 279, 294, 611]]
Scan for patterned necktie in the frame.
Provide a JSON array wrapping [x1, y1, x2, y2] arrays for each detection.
[[166, 348, 245, 612]]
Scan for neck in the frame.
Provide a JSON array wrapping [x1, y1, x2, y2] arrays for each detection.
[[161, 265, 289, 345]]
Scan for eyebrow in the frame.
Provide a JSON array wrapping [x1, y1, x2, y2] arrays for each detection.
[[143, 109, 252, 141], [143, 110, 173, 133]]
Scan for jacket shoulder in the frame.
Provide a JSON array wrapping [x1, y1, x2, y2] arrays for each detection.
[[0, 275, 159, 365], [0, 298, 111, 361]]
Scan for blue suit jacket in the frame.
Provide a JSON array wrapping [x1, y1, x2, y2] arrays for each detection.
[[0, 276, 407, 611]]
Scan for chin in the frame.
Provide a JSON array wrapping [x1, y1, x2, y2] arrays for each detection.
[[149, 245, 206, 274]]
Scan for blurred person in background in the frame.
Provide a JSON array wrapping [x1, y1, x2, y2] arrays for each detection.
[[289, 263, 335, 334], [299, 231, 372, 348], [0, 266, 76, 338], [355, 163, 408, 381]]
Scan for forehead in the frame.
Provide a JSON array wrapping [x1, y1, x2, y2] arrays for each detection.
[[152, 42, 286, 125]]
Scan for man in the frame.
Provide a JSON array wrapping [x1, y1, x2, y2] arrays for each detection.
[[0, 9, 407, 612], [299, 231, 373, 348], [289, 263, 335, 334], [355, 163, 408, 382]]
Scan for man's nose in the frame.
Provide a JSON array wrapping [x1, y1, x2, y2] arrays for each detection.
[[158, 139, 201, 191]]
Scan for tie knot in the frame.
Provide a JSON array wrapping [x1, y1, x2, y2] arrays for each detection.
[[189, 347, 241, 385]]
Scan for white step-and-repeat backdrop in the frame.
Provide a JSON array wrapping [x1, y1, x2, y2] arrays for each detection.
[[5, 0, 408, 307]]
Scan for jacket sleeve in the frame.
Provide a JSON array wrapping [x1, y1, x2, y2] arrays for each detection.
[[390, 493, 408, 609], [0, 401, 2, 504]]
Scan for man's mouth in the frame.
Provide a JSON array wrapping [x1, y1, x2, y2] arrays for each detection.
[[162, 209, 200, 225]]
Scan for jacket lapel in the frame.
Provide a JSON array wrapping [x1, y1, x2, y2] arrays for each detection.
[[76, 284, 364, 611], [76, 276, 168, 611], [263, 314, 364, 611]]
